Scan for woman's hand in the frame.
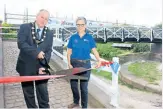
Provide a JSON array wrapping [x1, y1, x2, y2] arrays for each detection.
[[68, 63, 73, 69], [95, 61, 102, 68]]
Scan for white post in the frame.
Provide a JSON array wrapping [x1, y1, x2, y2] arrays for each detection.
[[110, 57, 120, 108], [90, 54, 120, 107]]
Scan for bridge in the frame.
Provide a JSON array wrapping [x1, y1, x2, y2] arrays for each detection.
[[0, 22, 162, 54], [1, 25, 161, 44], [49, 26, 162, 43]]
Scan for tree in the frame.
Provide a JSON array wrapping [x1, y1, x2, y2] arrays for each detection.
[[154, 23, 162, 28]]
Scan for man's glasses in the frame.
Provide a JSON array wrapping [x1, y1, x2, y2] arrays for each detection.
[[76, 24, 85, 27]]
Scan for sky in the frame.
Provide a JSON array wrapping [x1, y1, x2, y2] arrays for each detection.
[[0, 0, 162, 26]]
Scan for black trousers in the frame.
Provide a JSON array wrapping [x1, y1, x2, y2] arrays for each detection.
[[70, 59, 91, 108], [21, 80, 49, 108]]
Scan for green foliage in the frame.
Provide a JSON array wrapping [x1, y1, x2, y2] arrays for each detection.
[[132, 43, 150, 52], [2, 22, 13, 33], [2, 22, 17, 38], [96, 43, 124, 60]]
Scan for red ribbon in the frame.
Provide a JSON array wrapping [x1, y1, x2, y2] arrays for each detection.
[[0, 75, 65, 84], [100, 61, 113, 66], [94, 60, 113, 68], [0, 67, 91, 84]]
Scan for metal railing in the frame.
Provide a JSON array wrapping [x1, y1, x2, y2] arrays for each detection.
[[0, 26, 162, 43], [52, 26, 162, 43]]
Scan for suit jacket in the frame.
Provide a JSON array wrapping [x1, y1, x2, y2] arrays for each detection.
[[16, 23, 53, 76]]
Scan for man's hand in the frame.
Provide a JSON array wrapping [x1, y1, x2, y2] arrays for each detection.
[[37, 51, 45, 59], [38, 68, 46, 74]]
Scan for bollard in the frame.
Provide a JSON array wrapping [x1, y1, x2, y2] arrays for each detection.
[[96, 57, 120, 108], [110, 57, 120, 108]]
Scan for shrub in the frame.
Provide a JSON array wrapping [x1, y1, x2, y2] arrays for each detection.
[[96, 43, 123, 59], [2, 22, 16, 38], [133, 43, 150, 52]]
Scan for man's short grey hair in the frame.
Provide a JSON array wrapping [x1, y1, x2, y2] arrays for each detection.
[[76, 17, 87, 24], [37, 9, 50, 16]]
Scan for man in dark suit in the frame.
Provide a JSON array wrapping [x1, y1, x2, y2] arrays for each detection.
[[16, 9, 53, 108]]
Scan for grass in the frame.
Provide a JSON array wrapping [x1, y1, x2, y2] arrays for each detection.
[[118, 50, 133, 56], [91, 69, 122, 84], [92, 69, 112, 80], [128, 61, 162, 84]]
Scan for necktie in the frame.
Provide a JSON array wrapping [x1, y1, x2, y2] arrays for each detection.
[[36, 29, 41, 40]]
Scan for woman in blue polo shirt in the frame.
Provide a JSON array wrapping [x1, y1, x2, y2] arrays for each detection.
[[67, 17, 101, 109]]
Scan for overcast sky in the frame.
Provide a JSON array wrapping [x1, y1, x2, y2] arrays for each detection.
[[0, 0, 162, 26]]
